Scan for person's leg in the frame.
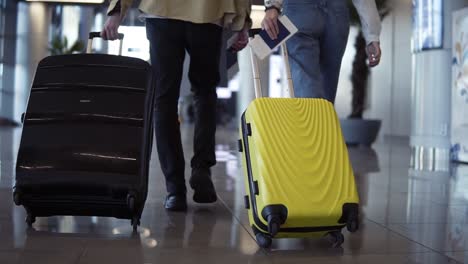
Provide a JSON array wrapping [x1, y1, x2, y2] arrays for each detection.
[[185, 22, 223, 203], [283, 0, 326, 99], [146, 18, 187, 210], [319, 0, 350, 103]]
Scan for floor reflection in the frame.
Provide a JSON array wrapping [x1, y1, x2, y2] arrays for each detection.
[[0, 127, 20, 188], [1, 126, 467, 263], [386, 165, 468, 255], [21, 229, 145, 264]]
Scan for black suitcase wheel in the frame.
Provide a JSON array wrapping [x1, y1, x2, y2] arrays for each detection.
[[327, 231, 344, 248], [13, 192, 21, 206], [131, 216, 140, 232], [343, 204, 359, 233], [255, 232, 272, 248], [347, 219, 359, 233], [25, 214, 36, 227], [127, 195, 136, 212]]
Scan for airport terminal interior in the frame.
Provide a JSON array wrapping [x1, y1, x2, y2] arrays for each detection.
[[1, 0, 468, 263]]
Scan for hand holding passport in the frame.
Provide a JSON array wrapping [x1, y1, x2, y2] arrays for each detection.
[[249, 15, 298, 60]]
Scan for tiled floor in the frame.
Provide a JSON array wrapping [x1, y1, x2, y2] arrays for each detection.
[[0, 125, 467, 264]]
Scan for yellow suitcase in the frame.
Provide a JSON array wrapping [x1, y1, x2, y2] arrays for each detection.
[[238, 37, 359, 248]]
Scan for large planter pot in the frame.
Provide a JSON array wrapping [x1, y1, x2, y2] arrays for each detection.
[[340, 119, 382, 146]]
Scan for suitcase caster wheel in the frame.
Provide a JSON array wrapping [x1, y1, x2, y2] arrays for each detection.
[[25, 215, 36, 227], [347, 219, 359, 233], [13, 192, 21, 206], [131, 217, 140, 232], [255, 233, 272, 248], [327, 231, 344, 248], [127, 195, 136, 212]]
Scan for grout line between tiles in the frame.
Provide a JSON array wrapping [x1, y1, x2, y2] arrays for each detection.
[[365, 218, 464, 264], [74, 245, 88, 264], [217, 194, 460, 262], [217, 194, 273, 261], [216, 176, 456, 261]]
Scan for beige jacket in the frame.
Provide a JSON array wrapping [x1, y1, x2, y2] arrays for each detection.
[[108, 0, 252, 31]]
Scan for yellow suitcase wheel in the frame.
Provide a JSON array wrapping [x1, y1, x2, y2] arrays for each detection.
[[256, 232, 272, 248]]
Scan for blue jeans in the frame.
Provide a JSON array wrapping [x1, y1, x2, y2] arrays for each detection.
[[284, 0, 350, 102]]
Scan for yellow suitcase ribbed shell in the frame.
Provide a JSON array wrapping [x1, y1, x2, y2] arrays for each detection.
[[240, 98, 359, 238]]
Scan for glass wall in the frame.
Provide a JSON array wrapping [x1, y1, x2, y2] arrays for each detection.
[[0, 0, 20, 123], [0, 0, 6, 100]]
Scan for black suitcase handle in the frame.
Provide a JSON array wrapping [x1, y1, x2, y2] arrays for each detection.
[[88, 32, 124, 40], [87, 32, 125, 55], [248, 28, 294, 98]]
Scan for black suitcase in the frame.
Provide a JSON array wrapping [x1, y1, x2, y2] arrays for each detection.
[[13, 32, 154, 231]]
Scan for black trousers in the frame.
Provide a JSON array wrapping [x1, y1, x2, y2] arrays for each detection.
[[146, 18, 222, 196]]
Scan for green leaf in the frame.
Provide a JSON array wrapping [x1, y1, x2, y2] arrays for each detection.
[[69, 40, 85, 54], [49, 35, 85, 55], [49, 35, 65, 55], [63, 36, 68, 51]]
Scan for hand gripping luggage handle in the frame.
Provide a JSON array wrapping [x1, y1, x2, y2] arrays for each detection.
[[87, 32, 124, 55], [248, 28, 295, 99]]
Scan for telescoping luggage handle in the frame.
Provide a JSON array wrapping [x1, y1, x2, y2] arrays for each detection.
[[87, 32, 124, 55], [248, 28, 295, 99]]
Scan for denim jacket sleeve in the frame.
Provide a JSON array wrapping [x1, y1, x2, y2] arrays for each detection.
[[352, 0, 382, 44]]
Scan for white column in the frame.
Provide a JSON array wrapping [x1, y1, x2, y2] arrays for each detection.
[[410, 0, 468, 171], [0, 0, 18, 123], [13, 2, 51, 124]]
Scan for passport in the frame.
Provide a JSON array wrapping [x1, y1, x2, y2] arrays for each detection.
[[249, 15, 298, 60], [258, 19, 291, 49]]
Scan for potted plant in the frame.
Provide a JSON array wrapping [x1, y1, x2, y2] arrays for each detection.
[[48, 35, 84, 55], [340, 0, 391, 146]]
